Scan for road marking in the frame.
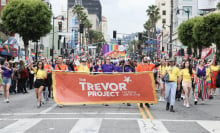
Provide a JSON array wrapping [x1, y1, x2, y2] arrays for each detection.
[[0, 119, 42, 133], [197, 121, 220, 133], [40, 104, 57, 114], [143, 105, 154, 120], [0, 112, 140, 115], [0, 118, 143, 121], [138, 119, 169, 133], [137, 103, 147, 119], [69, 118, 102, 133]]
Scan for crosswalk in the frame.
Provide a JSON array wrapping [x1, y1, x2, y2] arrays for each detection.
[[0, 118, 219, 133]]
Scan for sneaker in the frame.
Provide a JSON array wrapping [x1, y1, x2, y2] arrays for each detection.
[[194, 99, 198, 105], [158, 97, 162, 102], [209, 95, 214, 100], [37, 102, 41, 108], [183, 101, 186, 106], [186, 103, 190, 108], [5, 99, 9, 103], [201, 100, 205, 105], [181, 95, 185, 100]]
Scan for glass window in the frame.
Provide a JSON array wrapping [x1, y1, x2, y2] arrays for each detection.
[[162, 19, 166, 24], [183, 0, 192, 1], [182, 6, 192, 16], [162, 10, 166, 15], [162, 3, 165, 6], [1, 0, 6, 5]]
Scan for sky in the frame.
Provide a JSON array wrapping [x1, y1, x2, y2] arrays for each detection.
[[102, 0, 155, 36], [50, 0, 155, 36]]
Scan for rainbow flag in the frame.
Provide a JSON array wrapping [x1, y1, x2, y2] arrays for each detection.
[[102, 44, 120, 57], [31, 52, 35, 57]]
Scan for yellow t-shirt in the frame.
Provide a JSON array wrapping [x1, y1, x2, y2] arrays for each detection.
[[206, 68, 211, 81], [164, 66, 180, 82], [159, 66, 168, 75], [77, 64, 90, 73], [210, 65, 219, 72], [33, 68, 47, 79], [180, 68, 192, 82]]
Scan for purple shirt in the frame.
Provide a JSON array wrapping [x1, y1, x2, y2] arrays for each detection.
[[197, 67, 206, 77], [101, 64, 115, 73], [114, 66, 122, 72], [124, 65, 135, 72], [2, 67, 13, 78]]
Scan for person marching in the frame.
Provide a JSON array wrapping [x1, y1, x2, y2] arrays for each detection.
[[136, 56, 160, 108], [206, 59, 213, 99], [54, 56, 68, 71], [77, 58, 90, 73], [180, 61, 193, 108], [210, 60, 219, 98], [1, 61, 13, 103], [123, 59, 135, 106], [30, 61, 47, 108], [194, 60, 208, 105], [163, 59, 180, 112], [158, 59, 168, 102], [101, 56, 115, 106]]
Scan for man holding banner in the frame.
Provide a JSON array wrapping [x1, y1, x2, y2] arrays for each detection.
[[136, 56, 160, 108]]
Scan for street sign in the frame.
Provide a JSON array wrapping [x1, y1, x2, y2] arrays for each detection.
[[88, 46, 97, 49]]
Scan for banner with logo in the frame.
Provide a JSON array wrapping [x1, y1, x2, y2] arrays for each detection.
[[52, 72, 157, 105]]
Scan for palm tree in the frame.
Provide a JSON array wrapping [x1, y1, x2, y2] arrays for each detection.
[[144, 20, 152, 39], [146, 5, 160, 39], [72, 4, 84, 21]]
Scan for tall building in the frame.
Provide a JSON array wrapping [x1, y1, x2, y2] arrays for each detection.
[[198, 0, 220, 11], [101, 16, 108, 42], [156, 0, 199, 56], [68, 0, 102, 31], [68, 0, 102, 22]]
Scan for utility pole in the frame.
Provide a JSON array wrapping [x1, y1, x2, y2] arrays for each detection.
[[170, 0, 173, 58]]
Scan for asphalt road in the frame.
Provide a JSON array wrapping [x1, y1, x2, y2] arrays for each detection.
[[0, 88, 220, 133]]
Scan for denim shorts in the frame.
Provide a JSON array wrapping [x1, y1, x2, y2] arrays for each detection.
[[2, 77, 12, 85]]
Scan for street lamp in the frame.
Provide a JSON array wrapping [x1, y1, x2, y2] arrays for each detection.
[[177, 8, 190, 20]]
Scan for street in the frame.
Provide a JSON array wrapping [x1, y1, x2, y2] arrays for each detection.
[[0, 89, 220, 133]]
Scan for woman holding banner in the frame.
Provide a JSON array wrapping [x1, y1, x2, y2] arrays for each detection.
[[101, 56, 115, 106]]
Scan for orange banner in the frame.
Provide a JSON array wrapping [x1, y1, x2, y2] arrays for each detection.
[[52, 72, 158, 105]]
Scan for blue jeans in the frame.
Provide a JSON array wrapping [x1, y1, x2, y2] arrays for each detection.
[[165, 82, 177, 106]]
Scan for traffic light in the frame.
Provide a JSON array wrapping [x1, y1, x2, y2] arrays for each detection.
[[113, 30, 117, 39], [58, 22, 62, 32], [162, 47, 164, 52], [80, 24, 84, 33], [50, 49, 53, 56], [118, 39, 121, 45], [63, 37, 66, 48], [138, 33, 142, 40], [187, 47, 192, 55], [60, 48, 63, 55], [179, 48, 185, 56]]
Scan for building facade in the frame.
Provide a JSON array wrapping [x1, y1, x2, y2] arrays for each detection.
[[101, 16, 108, 42], [0, 0, 9, 16], [156, 0, 199, 56]]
